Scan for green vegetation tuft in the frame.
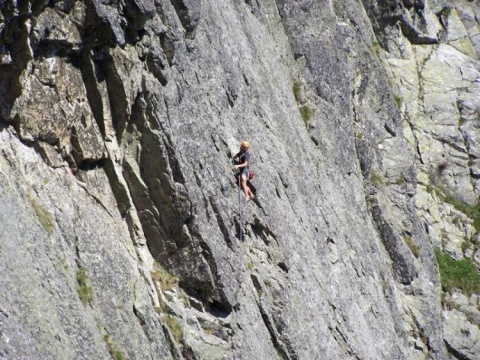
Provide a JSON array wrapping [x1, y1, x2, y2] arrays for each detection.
[[370, 169, 384, 187], [425, 185, 480, 233], [151, 265, 179, 292], [163, 314, 183, 343], [440, 293, 459, 310], [76, 267, 94, 305], [299, 105, 313, 128], [435, 249, 480, 296], [354, 131, 364, 139], [369, 41, 381, 57], [442, 194, 480, 232], [461, 237, 478, 254], [461, 240, 471, 253], [292, 80, 302, 103], [393, 94, 402, 108], [292, 79, 315, 128], [28, 194, 55, 234], [104, 335, 125, 360], [440, 7, 452, 17]]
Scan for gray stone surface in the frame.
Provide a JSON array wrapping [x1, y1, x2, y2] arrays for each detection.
[[1, 0, 480, 359]]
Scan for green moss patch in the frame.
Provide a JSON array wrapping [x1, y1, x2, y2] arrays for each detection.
[[435, 249, 480, 296], [163, 314, 183, 343], [292, 80, 302, 102], [28, 194, 55, 234], [299, 105, 313, 128], [104, 335, 124, 360], [442, 194, 480, 232], [76, 267, 94, 305]]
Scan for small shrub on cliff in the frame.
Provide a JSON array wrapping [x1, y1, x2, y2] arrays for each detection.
[[369, 41, 381, 57], [442, 194, 480, 232], [76, 267, 94, 305], [163, 314, 183, 343], [151, 264, 179, 292], [461, 237, 478, 255], [299, 105, 313, 128], [393, 94, 402, 108], [435, 249, 480, 296], [104, 335, 124, 360], [426, 185, 480, 233], [292, 79, 314, 128], [370, 168, 384, 187], [292, 80, 302, 102]]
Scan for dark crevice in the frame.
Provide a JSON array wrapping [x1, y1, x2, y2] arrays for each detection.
[[80, 51, 106, 137], [431, 133, 468, 154], [234, 215, 244, 242], [0, 119, 9, 132], [384, 122, 397, 137], [444, 340, 470, 360], [361, 0, 439, 46], [183, 286, 218, 316], [250, 216, 278, 246], [208, 196, 234, 249], [164, 139, 185, 184], [122, 159, 170, 257], [103, 157, 132, 217], [70, 126, 84, 166], [32, 39, 83, 60], [371, 204, 417, 285], [277, 262, 289, 273], [170, 0, 201, 39], [250, 274, 262, 293], [132, 304, 147, 327], [77, 159, 104, 171], [172, 236, 234, 314], [260, 312, 291, 360], [146, 50, 168, 86], [99, 54, 129, 143], [197, 239, 213, 259], [160, 32, 175, 66], [205, 299, 232, 319], [226, 90, 236, 108], [251, 274, 296, 360], [161, 323, 183, 360], [0, 11, 32, 123], [331, 326, 360, 360], [83, 0, 123, 47]]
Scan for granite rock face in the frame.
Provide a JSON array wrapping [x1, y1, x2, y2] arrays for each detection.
[[1, 0, 480, 359]]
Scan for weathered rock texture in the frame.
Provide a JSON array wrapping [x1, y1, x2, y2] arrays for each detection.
[[0, 0, 479, 359]]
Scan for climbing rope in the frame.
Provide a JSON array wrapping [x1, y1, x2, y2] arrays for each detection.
[[238, 173, 243, 242]]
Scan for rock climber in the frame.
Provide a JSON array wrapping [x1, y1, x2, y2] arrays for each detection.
[[233, 141, 255, 201]]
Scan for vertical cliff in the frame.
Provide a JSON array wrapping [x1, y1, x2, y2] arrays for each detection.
[[0, 0, 479, 359]]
